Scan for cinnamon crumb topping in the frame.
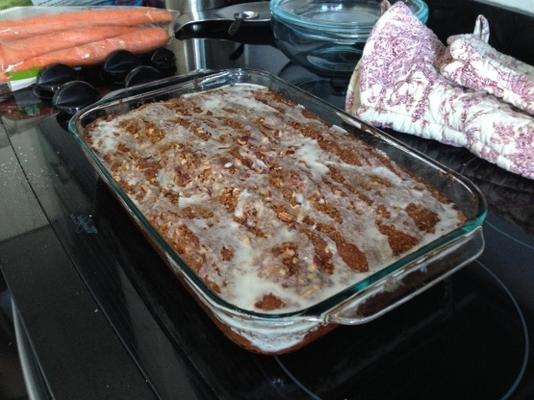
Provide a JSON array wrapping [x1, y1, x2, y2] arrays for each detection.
[[377, 223, 420, 256], [255, 293, 286, 310], [220, 246, 234, 261], [87, 84, 463, 313], [406, 203, 440, 233], [218, 187, 239, 212]]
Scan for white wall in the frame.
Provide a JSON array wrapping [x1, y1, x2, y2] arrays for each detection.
[[478, 0, 534, 15]]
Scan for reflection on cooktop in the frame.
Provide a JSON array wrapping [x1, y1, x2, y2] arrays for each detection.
[[278, 61, 349, 109], [274, 260, 528, 400]]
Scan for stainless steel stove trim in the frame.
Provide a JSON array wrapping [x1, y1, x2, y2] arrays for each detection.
[[12, 301, 51, 400]]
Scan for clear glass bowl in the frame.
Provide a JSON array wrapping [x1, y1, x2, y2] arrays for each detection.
[[70, 69, 485, 354], [270, 0, 429, 75]]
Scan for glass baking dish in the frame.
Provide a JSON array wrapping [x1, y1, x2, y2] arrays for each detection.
[[69, 69, 487, 354]]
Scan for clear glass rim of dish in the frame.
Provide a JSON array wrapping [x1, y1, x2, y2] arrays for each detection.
[[69, 68, 486, 321], [270, 0, 429, 32]]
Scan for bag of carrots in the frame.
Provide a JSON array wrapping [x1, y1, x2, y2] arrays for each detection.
[[0, 6, 177, 92]]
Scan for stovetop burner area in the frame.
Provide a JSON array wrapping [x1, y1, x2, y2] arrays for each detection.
[[275, 261, 530, 400], [0, 1, 533, 398]]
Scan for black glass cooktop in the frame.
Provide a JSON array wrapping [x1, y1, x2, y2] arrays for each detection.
[[0, 1, 533, 399]]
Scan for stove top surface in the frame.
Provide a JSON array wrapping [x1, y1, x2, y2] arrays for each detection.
[[0, 1, 534, 399]]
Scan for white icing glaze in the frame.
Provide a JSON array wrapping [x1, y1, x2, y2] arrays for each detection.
[[295, 138, 330, 178]]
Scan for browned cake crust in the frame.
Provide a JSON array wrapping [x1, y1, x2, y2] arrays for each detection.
[[85, 84, 464, 314]]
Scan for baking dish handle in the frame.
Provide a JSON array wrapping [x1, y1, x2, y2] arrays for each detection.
[[327, 227, 484, 325]]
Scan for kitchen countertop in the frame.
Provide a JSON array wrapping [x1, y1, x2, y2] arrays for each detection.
[[0, 1, 533, 399]]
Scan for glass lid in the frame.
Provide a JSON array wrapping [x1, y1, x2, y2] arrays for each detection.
[[270, 0, 429, 31]]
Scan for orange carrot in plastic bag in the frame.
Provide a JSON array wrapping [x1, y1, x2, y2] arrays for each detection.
[[0, 26, 138, 70], [8, 27, 169, 73], [0, 8, 173, 41]]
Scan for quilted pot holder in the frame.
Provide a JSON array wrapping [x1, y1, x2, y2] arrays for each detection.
[[346, 2, 534, 180], [439, 15, 534, 116]]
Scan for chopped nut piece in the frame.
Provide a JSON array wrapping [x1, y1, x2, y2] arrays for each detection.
[[218, 187, 239, 212], [220, 246, 234, 261]]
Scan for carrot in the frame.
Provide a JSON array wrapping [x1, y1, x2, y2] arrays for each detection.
[[9, 27, 169, 73], [0, 8, 173, 41], [0, 26, 139, 70]]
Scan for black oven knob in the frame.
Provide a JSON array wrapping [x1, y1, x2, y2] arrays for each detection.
[[52, 80, 100, 115], [103, 50, 142, 84], [34, 64, 78, 100], [125, 66, 162, 88]]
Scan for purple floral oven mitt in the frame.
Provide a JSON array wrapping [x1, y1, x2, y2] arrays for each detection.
[[345, 2, 534, 180], [439, 15, 534, 116]]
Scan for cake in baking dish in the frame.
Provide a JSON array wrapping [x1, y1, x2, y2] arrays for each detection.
[[86, 84, 465, 313]]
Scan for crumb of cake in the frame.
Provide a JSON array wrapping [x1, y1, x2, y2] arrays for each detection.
[[376, 204, 391, 219], [337, 241, 369, 272], [229, 147, 255, 170], [173, 224, 199, 245], [315, 223, 369, 272], [302, 215, 316, 226], [181, 206, 214, 219], [327, 166, 347, 185], [255, 117, 277, 138], [273, 204, 296, 224], [220, 246, 234, 261], [139, 159, 161, 183], [301, 108, 320, 120], [165, 98, 202, 115], [119, 118, 164, 144], [366, 148, 403, 177], [218, 116, 245, 130], [308, 191, 343, 223], [162, 190, 179, 204], [289, 120, 362, 166], [254, 94, 285, 113], [198, 166, 212, 182], [369, 174, 392, 188], [303, 229, 333, 274], [336, 146, 362, 166], [234, 215, 267, 238], [174, 168, 191, 187], [327, 166, 373, 206], [272, 242, 299, 276], [377, 223, 420, 256], [255, 293, 286, 310], [321, 178, 348, 198], [116, 143, 129, 154], [405, 203, 440, 233], [218, 187, 240, 212], [204, 276, 221, 293], [288, 120, 322, 141]]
